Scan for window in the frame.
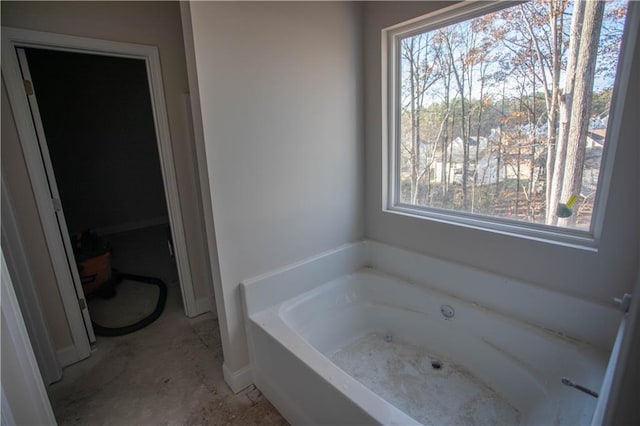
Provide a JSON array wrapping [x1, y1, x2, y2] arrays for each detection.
[[384, 0, 635, 246]]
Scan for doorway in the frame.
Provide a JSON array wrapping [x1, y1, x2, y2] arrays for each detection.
[[2, 27, 198, 369], [22, 46, 180, 339]]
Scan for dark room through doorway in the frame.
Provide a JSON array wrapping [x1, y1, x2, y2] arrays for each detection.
[[21, 47, 184, 342]]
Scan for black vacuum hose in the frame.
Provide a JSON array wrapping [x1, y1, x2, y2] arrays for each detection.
[[90, 271, 168, 337]]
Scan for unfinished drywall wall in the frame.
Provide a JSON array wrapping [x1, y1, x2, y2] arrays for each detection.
[[185, 1, 364, 382], [24, 48, 168, 234], [364, 2, 639, 304], [1, 1, 215, 355]]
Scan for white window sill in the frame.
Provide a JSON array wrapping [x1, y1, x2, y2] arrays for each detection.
[[385, 204, 599, 252]]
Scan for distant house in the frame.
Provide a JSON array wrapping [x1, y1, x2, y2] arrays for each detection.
[[431, 133, 538, 186]]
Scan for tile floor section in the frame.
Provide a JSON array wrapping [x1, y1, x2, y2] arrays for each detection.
[[48, 226, 287, 425]]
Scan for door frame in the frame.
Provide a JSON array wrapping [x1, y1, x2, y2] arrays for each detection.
[[1, 27, 198, 365]]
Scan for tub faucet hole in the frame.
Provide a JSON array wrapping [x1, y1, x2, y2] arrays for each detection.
[[431, 360, 442, 369]]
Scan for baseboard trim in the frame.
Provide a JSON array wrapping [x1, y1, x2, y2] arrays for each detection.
[[56, 345, 84, 368], [191, 296, 216, 319], [222, 363, 252, 394], [91, 216, 169, 237]]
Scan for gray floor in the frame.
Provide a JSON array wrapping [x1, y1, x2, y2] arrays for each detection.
[[49, 226, 287, 425]]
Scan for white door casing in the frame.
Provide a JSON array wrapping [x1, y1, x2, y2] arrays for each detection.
[[2, 26, 198, 366]]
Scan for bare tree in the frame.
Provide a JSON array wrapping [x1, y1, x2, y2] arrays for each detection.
[[394, 0, 625, 230], [400, 33, 441, 205], [441, 26, 477, 209], [547, 0, 586, 224], [558, 0, 606, 227], [434, 38, 455, 200], [496, 1, 567, 219]]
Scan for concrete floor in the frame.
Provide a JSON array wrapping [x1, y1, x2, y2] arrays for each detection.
[[49, 226, 287, 425]]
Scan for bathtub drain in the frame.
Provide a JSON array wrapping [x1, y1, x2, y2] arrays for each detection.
[[384, 334, 393, 343], [440, 304, 455, 319], [431, 360, 442, 369]]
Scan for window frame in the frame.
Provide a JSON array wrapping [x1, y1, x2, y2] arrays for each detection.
[[382, 0, 639, 250]]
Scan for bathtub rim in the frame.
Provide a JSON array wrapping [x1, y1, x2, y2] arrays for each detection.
[[243, 240, 620, 351]]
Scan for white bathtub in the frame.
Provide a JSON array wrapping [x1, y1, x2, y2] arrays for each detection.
[[242, 241, 620, 425]]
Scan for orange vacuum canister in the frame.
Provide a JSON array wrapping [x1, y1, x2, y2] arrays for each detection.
[[72, 231, 112, 296]]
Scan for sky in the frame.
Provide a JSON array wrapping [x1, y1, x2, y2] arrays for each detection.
[[399, 0, 628, 108]]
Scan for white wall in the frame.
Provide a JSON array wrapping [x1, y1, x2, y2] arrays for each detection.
[[364, 2, 639, 305], [186, 1, 364, 378]]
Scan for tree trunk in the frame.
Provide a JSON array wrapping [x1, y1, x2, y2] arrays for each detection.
[[443, 33, 468, 209], [545, 2, 560, 209], [409, 40, 419, 205], [547, 0, 586, 224], [448, 109, 455, 193], [472, 64, 486, 213], [558, 0, 605, 227], [461, 97, 468, 210], [495, 82, 505, 198], [441, 72, 450, 199], [495, 140, 501, 196], [516, 147, 521, 218], [529, 145, 536, 220], [413, 103, 422, 205]]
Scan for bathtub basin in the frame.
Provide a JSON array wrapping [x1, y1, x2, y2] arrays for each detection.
[[242, 241, 617, 425]]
